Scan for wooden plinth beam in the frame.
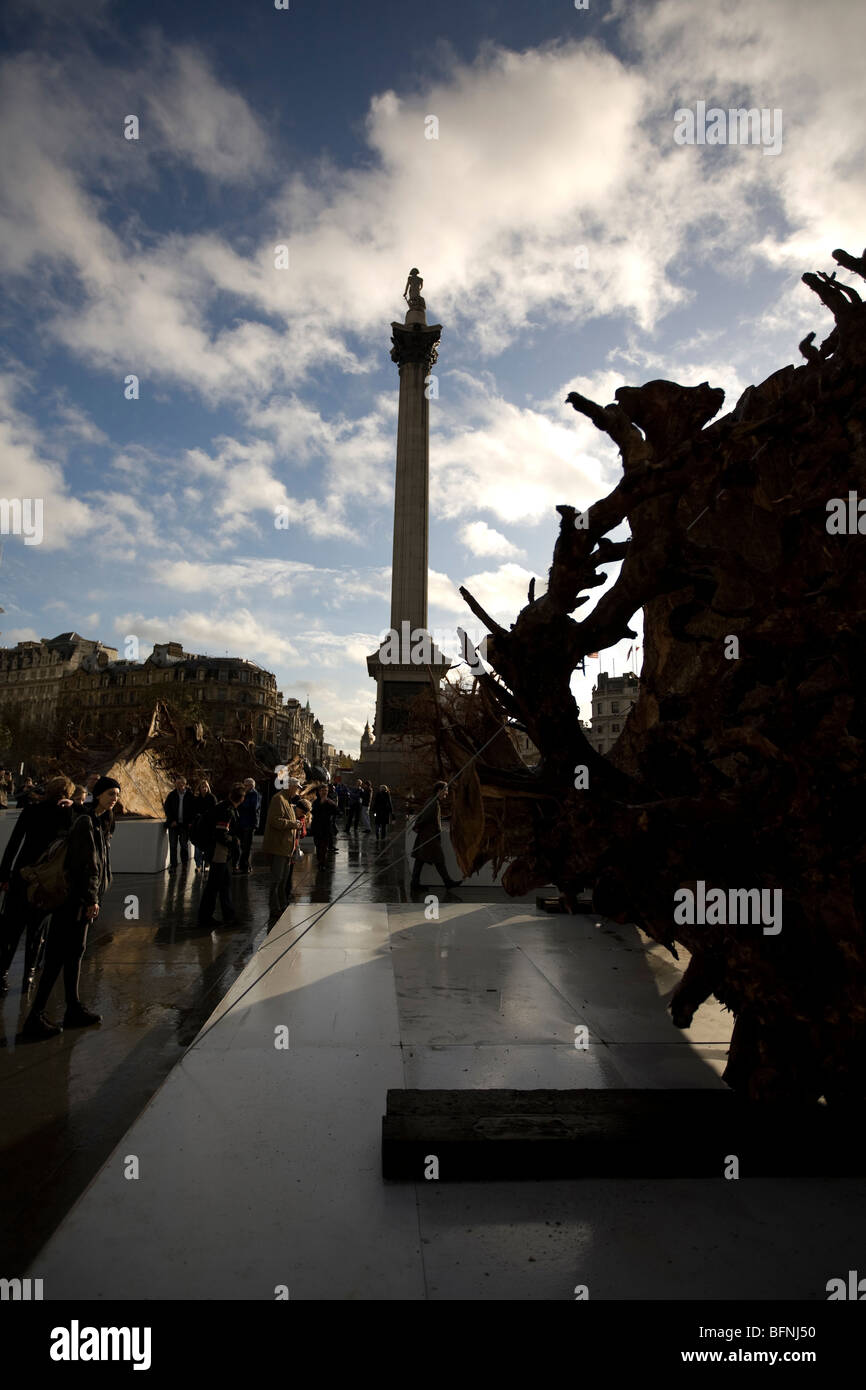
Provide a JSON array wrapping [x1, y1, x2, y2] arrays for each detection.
[[381, 1089, 863, 1180]]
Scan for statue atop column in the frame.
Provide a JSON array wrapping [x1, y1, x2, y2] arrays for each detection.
[[404, 268, 426, 311]]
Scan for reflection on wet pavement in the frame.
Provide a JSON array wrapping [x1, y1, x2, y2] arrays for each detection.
[[0, 820, 420, 1273]]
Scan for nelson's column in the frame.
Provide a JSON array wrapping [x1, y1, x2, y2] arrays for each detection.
[[357, 269, 450, 799]]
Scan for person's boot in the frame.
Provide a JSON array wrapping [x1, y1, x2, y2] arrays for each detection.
[[22, 1010, 62, 1040], [63, 1002, 102, 1027]]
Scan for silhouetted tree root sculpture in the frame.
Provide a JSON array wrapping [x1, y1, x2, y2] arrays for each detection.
[[447, 247, 866, 1102]]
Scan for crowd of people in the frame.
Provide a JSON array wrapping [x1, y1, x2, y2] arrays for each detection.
[[0, 768, 460, 1041]]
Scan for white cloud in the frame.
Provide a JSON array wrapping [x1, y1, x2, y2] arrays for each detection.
[[143, 41, 270, 183], [432, 371, 609, 523], [9, 12, 861, 410], [148, 558, 391, 608], [113, 608, 300, 664], [623, 0, 866, 269], [459, 520, 525, 559], [0, 371, 95, 548], [429, 562, 546, 624]]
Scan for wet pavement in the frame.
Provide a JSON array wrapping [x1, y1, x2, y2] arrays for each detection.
[[0, 818, 538, 1275]]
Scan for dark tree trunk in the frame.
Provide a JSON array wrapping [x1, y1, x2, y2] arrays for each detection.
[[445, 247, 866, 1103]]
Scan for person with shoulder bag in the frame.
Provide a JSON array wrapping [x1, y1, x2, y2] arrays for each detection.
[[0, 776, 75, 995], [22, 777, 120, 1040]]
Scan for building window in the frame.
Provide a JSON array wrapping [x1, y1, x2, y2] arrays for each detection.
[[611, 723, 621, 733], [611, 703, 620, 713]]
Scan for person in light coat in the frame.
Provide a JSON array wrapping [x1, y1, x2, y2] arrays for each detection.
[[262, 779, 299, 918]]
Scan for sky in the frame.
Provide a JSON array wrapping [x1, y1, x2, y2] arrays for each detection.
[[1, 0, 864, 753]]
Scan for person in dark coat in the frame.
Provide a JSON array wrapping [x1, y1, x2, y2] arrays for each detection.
[[310, 786, 337, 867], [345, 781, 362, 833], [197, 784, 244, 928], [190, 779, 217, 872], [371, 785, 394, 843], [163, 777, 193, 870], [22, 776, 120, 1040], [15, 778, 37, 808], [235, 778, 261, 873], [326, 782, 339, 850], [410, 781, 462, 891], [359, 779, 372, 833], [0, 777, 75, 993]]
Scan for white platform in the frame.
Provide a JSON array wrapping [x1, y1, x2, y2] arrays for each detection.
[[0, 810, 168, 873], [109, 820, 169, 873], [30, 903, 859, 1300]]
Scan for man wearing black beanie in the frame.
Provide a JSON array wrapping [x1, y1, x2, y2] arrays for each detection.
[[22, 776, 121, 1041]]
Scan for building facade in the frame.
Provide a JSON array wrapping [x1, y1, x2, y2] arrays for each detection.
[[0, 633, 118, 731], [508, 726, 540, 767], [0, 635, 326, 766], [276, 696, 324, 765], [583, 671, 640, 755]]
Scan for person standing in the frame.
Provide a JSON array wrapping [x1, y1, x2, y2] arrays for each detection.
[[190, 779, 217, 872], [345, 781, 362, 833], [197, 784, 245, 928], [0, 777, 75, 994], [410, 782, 462, 891], [359, 780, 372, 834], [164, 776, 192, 871], [262, 778, 299, 919], [310, 785, 337, 867], [71, 785, 88, 814], [22, 776, 120, 1039], [326, 781, 340, 851], [236, 777, 261, 874], [15, 777, 36, 809], [371, 784, 393, 843]]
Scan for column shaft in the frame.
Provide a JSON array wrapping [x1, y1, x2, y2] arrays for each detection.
[[390, 362, 430, 633]]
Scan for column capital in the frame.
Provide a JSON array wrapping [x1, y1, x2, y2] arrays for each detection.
[[390, 321, 442, 372]]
